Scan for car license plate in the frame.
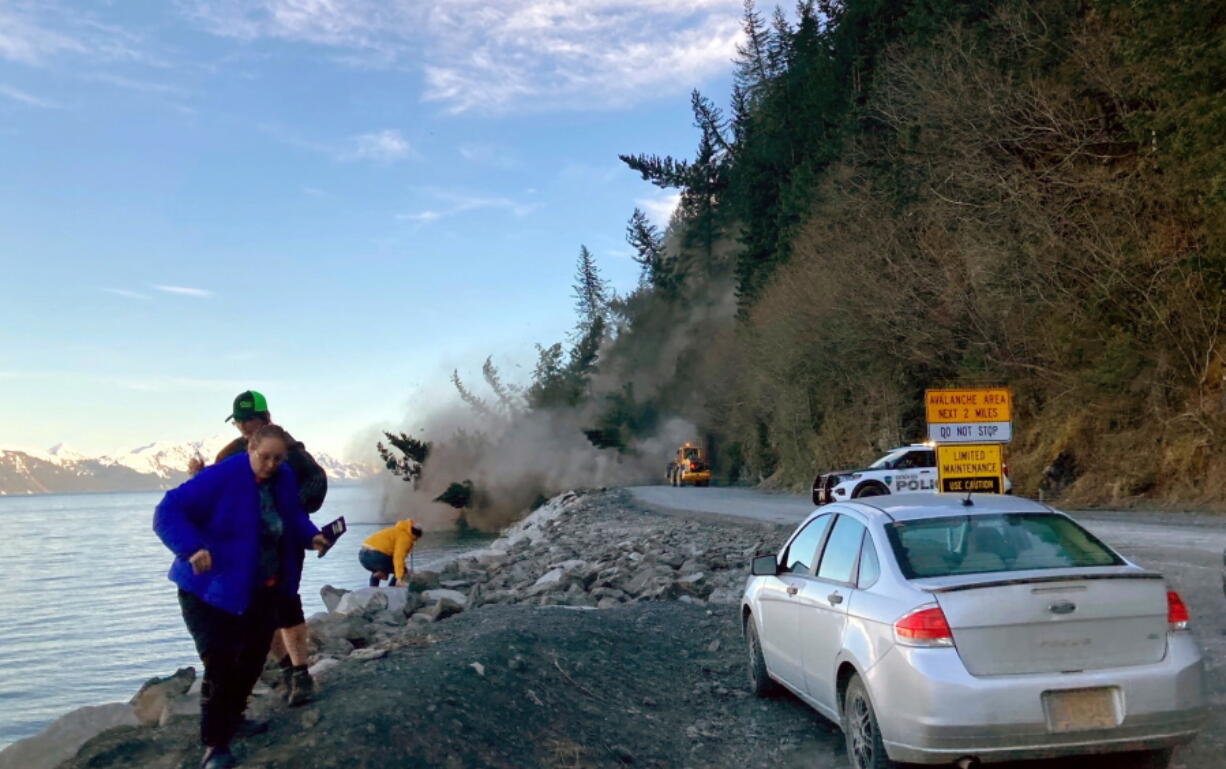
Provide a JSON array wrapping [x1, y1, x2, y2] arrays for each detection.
[[1043, 687, 1121, 733]]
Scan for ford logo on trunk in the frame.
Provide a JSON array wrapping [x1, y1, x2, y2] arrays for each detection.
[[1049, 600, 1077, 615]]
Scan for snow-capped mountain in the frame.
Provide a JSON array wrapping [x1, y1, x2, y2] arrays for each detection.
[[0, 436, 378, 495]]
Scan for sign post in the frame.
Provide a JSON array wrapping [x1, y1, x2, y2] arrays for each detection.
[[926, 387, 1012, 494]]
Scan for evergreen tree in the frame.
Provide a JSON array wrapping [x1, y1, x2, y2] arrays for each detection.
[[734, 0, 774, 100], [451, 369, 494, 419], [626, 207, 666, 288], [375, 432, 430, 487], [482, 356, 521, 415], [572, 245, 610, 331]]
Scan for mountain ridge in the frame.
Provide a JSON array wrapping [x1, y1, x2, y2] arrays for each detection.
[[0, 437, 377, 496]]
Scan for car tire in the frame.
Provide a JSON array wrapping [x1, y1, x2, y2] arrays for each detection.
[[843, 675, 895, 769], [812, 474, 822, 505], [744, 618, 780, 697], [1122, 748, 1173, 769], [852, 482, 889, 499]]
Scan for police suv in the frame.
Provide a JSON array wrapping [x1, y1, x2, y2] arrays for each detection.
[[810, 444, 1012, 505]]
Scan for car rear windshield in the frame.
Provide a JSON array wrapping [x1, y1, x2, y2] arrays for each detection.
[[868, 449, 907, 469], [884, 513, 1124, 579]]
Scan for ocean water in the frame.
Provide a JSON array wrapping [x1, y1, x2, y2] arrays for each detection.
[[0, 485, 491, 750]]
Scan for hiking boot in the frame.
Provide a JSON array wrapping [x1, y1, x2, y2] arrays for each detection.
[[201, 745, 237, 769], [276, 664, 294, 701], [287, 668, 314, 707]]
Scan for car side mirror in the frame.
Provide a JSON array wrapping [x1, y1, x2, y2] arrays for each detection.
[[751, 554, 780, 576]]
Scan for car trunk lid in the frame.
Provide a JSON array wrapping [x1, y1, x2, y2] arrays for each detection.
[[920, 569, 1168, 676]]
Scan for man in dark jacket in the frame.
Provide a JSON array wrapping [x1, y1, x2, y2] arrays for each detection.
[[156, 424, 328, 769], [188, 390, 328, 705]]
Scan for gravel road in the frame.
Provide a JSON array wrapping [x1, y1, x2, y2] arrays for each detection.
[[629, 485, 1226, 769]]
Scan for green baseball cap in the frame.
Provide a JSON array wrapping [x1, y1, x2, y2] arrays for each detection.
[[226, 390, 270, 423]]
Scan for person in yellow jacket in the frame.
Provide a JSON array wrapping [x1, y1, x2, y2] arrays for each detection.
[[359, 519, 423, 587]]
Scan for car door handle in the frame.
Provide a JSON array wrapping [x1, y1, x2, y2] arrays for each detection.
[[786, 585, 798, 596], [827, 592, 843, 605]]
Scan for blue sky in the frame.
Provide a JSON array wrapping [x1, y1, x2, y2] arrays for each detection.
[[0, 0, 743, 460]]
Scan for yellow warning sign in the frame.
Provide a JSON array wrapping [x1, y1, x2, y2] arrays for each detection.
[[925, 388, 1012, 424], [937, 444, 1005, 494]]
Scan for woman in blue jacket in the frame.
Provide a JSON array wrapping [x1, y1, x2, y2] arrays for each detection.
[[154, 424, 327, 769]]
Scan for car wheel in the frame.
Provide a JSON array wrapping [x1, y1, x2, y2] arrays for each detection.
[[843, 675, 895, 769], [812, 474, 822, 505], [852, 482, 889, 499], [744, 617, 780, 697], [1122, 748, 1173, 769]]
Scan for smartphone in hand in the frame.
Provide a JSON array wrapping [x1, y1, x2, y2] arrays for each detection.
[[318, 516, 347, 557]]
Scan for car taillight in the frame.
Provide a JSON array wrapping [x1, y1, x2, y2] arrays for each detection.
[[1002, 463, 1010, 477], [894, 605, 954, 647], [1167, 591, 1190, 631]]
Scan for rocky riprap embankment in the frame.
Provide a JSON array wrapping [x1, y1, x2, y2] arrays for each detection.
[[303, 488, 778, 664], [46, 489, 855, 769]]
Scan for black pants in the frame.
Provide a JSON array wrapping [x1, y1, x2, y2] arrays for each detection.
[[179, 588, 279, 747]]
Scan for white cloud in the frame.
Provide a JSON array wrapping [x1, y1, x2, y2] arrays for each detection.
[[397, 190, 540, 224], [0, 2, 159, 67], [101, 287, 151, 300], [153, 284, 214, 298], [345, 129, 411, 162], [0, 4, 86, 65], [458, 142, 519, 169], [88, 73, 188, 96], [260, 124, 412, 163], [0, 83, 60, 108], [401, 210, 442, 224], [638, 191, 681, 228], [183, 0, 743, 113]]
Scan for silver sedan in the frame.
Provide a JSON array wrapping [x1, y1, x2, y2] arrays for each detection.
[[741, 494, 1206, 768]]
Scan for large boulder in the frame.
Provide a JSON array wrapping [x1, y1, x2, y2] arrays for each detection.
[[159, 683, 201, 727], [404, 570, 440, 591], [527, 567, 572, 597], [308, 612, 376, 655], [475, 549, 508, 566], [320, 584, 349, 613], [415, 597, 464, 622], [334, 587, 410, 616], [0, 703, 138, 769], [675, 572, 713, 599], [130, 666, 195, 726], [421, 588, 469, 608]]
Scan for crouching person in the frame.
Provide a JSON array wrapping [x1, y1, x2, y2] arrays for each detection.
[[360, 519, 422, 587], [154, 424, 328, 769]]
